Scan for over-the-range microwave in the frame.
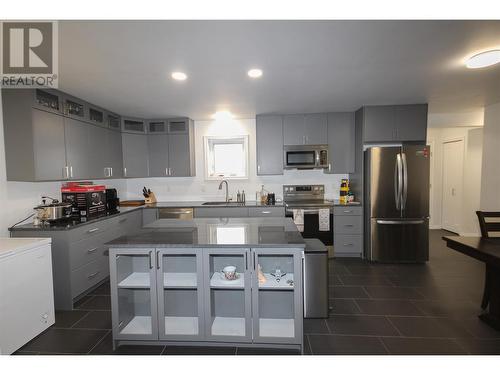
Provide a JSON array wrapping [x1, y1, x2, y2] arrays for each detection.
[[284, 145, 329, 169]]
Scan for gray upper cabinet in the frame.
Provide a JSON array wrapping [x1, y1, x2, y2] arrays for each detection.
[[283, 115, 305, 145], [61, 94, 87, 121], [325, 112, 355, 174], [87, 124, 109, 179], [256, 115, 284, 175], [87, 105, 106, 127], [393, 104, 428, 142], [64, 117, 91, 179], [147, 134, 169, 177], [304, 113, 328, 144], [147, 120, 167, 134], [33, 89, 62, 114], [168, 118, 189, 133], [33, 109, 68, 181], [106, 128, 124, 178], [122, 133, 149, 178], [107, 113, 121, 130], [362, 106, 395, 142], [168, 133, 191, 177], [362, 104, 428, 143], [284, 114, 328, 145], [122, 117, 146, 133]]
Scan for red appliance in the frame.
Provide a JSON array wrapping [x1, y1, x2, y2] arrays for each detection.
[[61, 182, 107, 220]]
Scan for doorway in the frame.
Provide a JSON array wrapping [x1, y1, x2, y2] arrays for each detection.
[[441, 139, 464, 233]]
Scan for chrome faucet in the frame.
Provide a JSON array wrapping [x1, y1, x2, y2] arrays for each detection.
[[218, 180, 230, 202]]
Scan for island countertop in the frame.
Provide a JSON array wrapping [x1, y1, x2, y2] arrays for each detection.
[[106, 217, 306, 248]]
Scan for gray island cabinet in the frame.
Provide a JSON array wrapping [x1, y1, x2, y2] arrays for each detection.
[[107, 218, 305, 352]]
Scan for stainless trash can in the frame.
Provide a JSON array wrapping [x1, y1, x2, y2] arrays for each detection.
[[303, 238, 329, 318]]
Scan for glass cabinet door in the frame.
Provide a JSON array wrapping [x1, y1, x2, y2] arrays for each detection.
[[203, 248, 252, 342], [252, 248, 303, 344], [156, 249, 204, 340], [110, 248, 158, 340]]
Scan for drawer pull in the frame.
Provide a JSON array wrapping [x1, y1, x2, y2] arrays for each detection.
[[87, 228, 99, 233], [344, 224, 354, 227], [343, 243, 354, 246], [261, 211, 271, 214], [343, 210, 352, 213], [87, 271, 100, 279], [87, 247, 98, 254]]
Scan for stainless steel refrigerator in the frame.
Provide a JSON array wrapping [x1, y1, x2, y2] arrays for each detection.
[[364, 145, 430, 262]]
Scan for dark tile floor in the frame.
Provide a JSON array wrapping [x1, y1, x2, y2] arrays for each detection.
[[14, 230, 500, 355]]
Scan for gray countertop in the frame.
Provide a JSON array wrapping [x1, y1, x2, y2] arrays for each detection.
[[9, 200, 361, 232], [107, 218, 306, 248]]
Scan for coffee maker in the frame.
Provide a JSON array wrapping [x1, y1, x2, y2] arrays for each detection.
[[105, 188, 120, 214]]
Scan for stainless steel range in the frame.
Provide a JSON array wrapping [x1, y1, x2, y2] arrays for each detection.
[[283, 184, 333, 246]]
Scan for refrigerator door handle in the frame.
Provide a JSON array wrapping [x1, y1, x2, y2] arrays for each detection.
[[401, 152, 408, 211], [394, 154, 402, 210], [376, 219, 424, 225]]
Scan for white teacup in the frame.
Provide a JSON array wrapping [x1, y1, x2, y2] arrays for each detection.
[[222, 265, 237, 280]]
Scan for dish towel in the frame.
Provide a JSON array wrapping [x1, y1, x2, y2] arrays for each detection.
[[318, 208, 330, 231], [292, 209, 304, 232]]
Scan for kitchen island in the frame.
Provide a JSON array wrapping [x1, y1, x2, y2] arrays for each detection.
[[107, 217, 305, 353]]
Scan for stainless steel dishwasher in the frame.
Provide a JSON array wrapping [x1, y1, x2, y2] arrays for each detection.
[[303, 238, 329, 318], [158, 207, 194, 220]]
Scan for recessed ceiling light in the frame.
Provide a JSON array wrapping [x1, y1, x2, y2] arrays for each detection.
[[247, 68, 263, 78], [171, 71, 188, 81], [465, 50, 500, 69]]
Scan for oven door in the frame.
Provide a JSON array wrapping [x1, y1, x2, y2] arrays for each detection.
[[284, 150, 317, 169], [286, 208, 333, 246]]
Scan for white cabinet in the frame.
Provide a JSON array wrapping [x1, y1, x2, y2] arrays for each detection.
[[0, 238, 54, 355]]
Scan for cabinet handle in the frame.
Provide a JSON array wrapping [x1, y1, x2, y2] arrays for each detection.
[[343, 243, 354, 246], [110, 167, 113, 177], [169, 168, 173, 176], [344, 224, 354, 227], [261, 211, 271, 214], [156, 251, 160, 270], [343, 210, 352, 213], [257, 165, 261, 173], [165, 168, 168, 176], [87, 271, 100, 279], [123, 167, 127, 177], [253, 252, 256, 270], [87, 227, 99, 233], [245, 252, 248, 270], [148, 251, 153, 269], [87, 247, 98, 254], [69, 166, 73, 178]]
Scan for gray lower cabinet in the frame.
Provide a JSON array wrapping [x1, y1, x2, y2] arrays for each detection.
[[252, 248, 303, 345], [325, 112, 355, 174], [157, 248, 205, 340], [122, 133, 149, 178], [109, 246, 303, 350], [10, 209, 143, 310], [256, 115, 284, 175], [195, 206, 284, 218], [109, 248, 159, 341], [333, 206, 363, 257], [204, 248, 252, 342]]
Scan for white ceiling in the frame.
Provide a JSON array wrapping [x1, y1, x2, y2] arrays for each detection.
[[58, 20, 500, 120]]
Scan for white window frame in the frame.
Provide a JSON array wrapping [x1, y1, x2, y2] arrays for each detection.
[[204, 135, 249, 180]]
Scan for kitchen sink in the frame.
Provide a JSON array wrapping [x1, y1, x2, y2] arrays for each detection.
[[202, 201, 243, 206]]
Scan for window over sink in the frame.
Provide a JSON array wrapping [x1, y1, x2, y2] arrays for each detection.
[[204, 135, 249, 180]]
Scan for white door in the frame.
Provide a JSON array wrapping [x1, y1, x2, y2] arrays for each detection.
[[441, 140, 464, 233]]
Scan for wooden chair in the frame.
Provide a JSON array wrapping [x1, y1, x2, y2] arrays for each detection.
[[476, 211, 500, 310]]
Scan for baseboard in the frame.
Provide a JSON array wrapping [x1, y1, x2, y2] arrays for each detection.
[[429, 225, 441, 229]]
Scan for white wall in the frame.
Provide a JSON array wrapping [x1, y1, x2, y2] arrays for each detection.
[[480, 101, 500, 210], [125, 118, 348, 202], [0, 90, 127, 236], [427, 126, 483, 235]]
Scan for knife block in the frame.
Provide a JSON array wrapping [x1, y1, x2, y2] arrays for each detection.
[[145, 192, 157, 204]]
